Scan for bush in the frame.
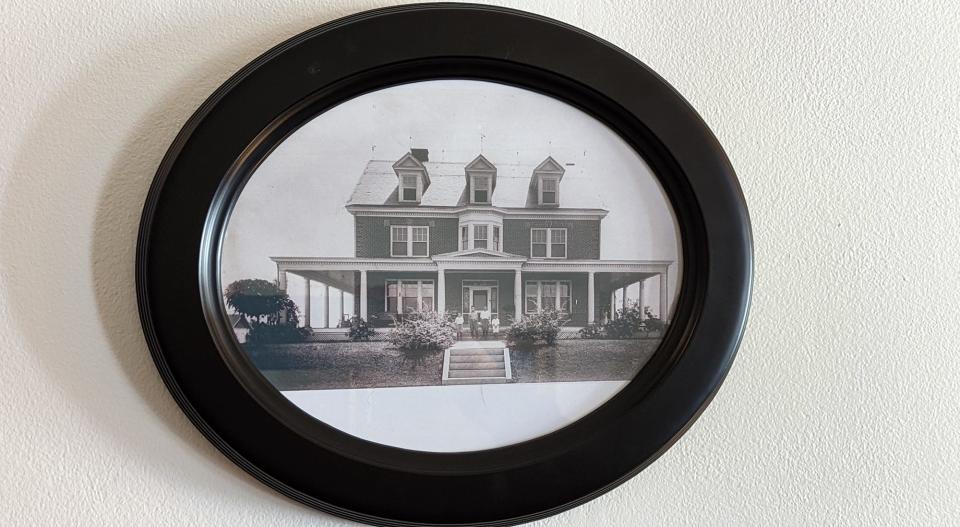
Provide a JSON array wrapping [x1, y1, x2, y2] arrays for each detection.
[[641, 307, 665, 334], [388, 310, 457, 351], [345, 316, 376, 342], [507, 309, 566, 347], [578, 322, 605, 339], [246, 321, 310, 344]]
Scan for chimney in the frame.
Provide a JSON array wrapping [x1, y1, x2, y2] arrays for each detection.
[[410, 148, 429, 163]]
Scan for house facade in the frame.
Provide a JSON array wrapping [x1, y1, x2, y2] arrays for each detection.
[[272, 149, 674, 328]]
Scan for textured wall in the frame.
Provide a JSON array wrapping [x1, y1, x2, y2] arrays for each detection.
[[1, 1, 959, 525], [354, 216, 459, 257], [503, 219, 601, 259]]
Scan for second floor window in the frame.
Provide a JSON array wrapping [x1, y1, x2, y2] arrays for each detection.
[[474, 225, 488, 249], [471, 175, 491, 203], [391, 225, 429, 257], [399, 174, 420, 202], [530, 228, 567, 258], [460, 223, 502, 251]]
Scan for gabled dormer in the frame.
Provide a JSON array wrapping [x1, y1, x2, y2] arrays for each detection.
[[392, 149, 431, 203], [464, 154, 497, 204], [532, 156, 565, 207]]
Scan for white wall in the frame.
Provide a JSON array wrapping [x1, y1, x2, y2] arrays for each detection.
[[1, 1, 958, 525]]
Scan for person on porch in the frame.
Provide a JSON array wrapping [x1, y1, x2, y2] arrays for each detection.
[[491, 315, 500, 335], [454, 312, 464, 340], [480, 308, 491, 338], [468, 306, 479, 338]]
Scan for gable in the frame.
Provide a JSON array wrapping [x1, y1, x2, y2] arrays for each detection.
[[533, 156, 565, 175], [465, 154, 496, 172], [392, 152, 425, 170]]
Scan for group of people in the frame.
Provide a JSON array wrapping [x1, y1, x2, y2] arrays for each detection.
[[453, 307, 500, 339]]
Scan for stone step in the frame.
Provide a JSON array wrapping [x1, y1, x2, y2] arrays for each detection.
[[450, 348, 504, 356], [448, 362, 505, 371], [448, 369, 507, 378], [450, 354, 504, 363], [443, 377, 507, 385]]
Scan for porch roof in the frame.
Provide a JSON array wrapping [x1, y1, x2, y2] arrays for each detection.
[[271, 255, 672, 275]]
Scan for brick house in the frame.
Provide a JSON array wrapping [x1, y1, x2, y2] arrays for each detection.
[[272, 149, 673, 328]]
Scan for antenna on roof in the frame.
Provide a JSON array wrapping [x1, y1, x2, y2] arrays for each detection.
[[479, 126, 485, 153], [371, 144, 376, 154]]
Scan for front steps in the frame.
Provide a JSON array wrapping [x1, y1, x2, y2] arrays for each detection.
[[442, 341, 512, 385]]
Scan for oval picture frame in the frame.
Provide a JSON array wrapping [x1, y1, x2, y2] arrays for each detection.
[[137, 4, 752, 526]]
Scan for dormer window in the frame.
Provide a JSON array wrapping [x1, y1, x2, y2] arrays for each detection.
[[465, 154, 497, 205], [539, 176, 559, 205], [532, 156, 565, 207], [392, 150, 430, 204], [399, 174, 421, 202], [471, 175, 491, 204]]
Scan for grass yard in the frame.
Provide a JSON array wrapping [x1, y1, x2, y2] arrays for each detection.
[[246, 338, 663, 391], [508, 339, 661, 384]]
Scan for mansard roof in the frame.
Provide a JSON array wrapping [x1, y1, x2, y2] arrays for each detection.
[[347, 155, 605, 209]]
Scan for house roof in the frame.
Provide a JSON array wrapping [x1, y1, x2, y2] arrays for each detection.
[[347, 156, 606, 209]]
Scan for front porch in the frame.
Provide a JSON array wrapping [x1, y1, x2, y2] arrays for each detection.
[[272, 251, 673, 330]]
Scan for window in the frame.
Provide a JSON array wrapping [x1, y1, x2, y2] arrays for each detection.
[[459, 222, 501, 251], [385, 280, 435, 313], [399, 174, 420, 202], [474, 225, 488, 249], [539, 177, 558, 205], [471, 175, 491, 203], [390, 225, 429, 256], [530, 228, 567, 258], [525, 280, 571, 313]]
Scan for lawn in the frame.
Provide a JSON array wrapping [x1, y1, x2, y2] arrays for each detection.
[[245, 339, 662, 391]]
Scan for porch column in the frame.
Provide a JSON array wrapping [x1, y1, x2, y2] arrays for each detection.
[[359, 270, 368, 320], [303, 278, 311, 328], [610, 291, 616, 319], [278, 268, 288, 292], [587, 271, 595, 324], [514, 269, 523, 322], [339, 290, 345, 326], [437, 268, 446, 314], [622, 285, 629, 311], [659, 268, 669, 321], [323, 283, 330, 328], [638, 278, 645, 320]]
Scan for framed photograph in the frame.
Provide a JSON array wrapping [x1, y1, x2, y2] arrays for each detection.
[[137, 4, 752, 526]]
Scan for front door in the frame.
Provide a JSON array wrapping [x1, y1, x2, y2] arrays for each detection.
[[471, 288, 490, 312]]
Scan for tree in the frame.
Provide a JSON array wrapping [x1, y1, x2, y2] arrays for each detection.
[[224, 278, 296, 324]]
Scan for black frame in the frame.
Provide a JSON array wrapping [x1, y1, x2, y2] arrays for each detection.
[[137, 4, 752, 526]]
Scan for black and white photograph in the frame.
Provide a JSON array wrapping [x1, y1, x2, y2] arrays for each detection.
[[220, 80, 681, 452]]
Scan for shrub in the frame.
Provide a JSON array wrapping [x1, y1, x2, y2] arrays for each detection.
[[641, 307, 665, 334], [507, 309, 566, 347], [345, 316, 376, 342], [388, 310, 457, 351], [246, 321, 310, 344], [578, 322, 605, 339]]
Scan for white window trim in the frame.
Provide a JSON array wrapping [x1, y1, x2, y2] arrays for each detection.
[[538, 175, 560, 205], [525, 280, 572, 314], [390, 225, 430, 257], [459, 222, 502, 251], [384, 279, 435, 313], [398, 173, 423, 203], [470, 174, 492, 204], [530, 227, 567, 259]]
